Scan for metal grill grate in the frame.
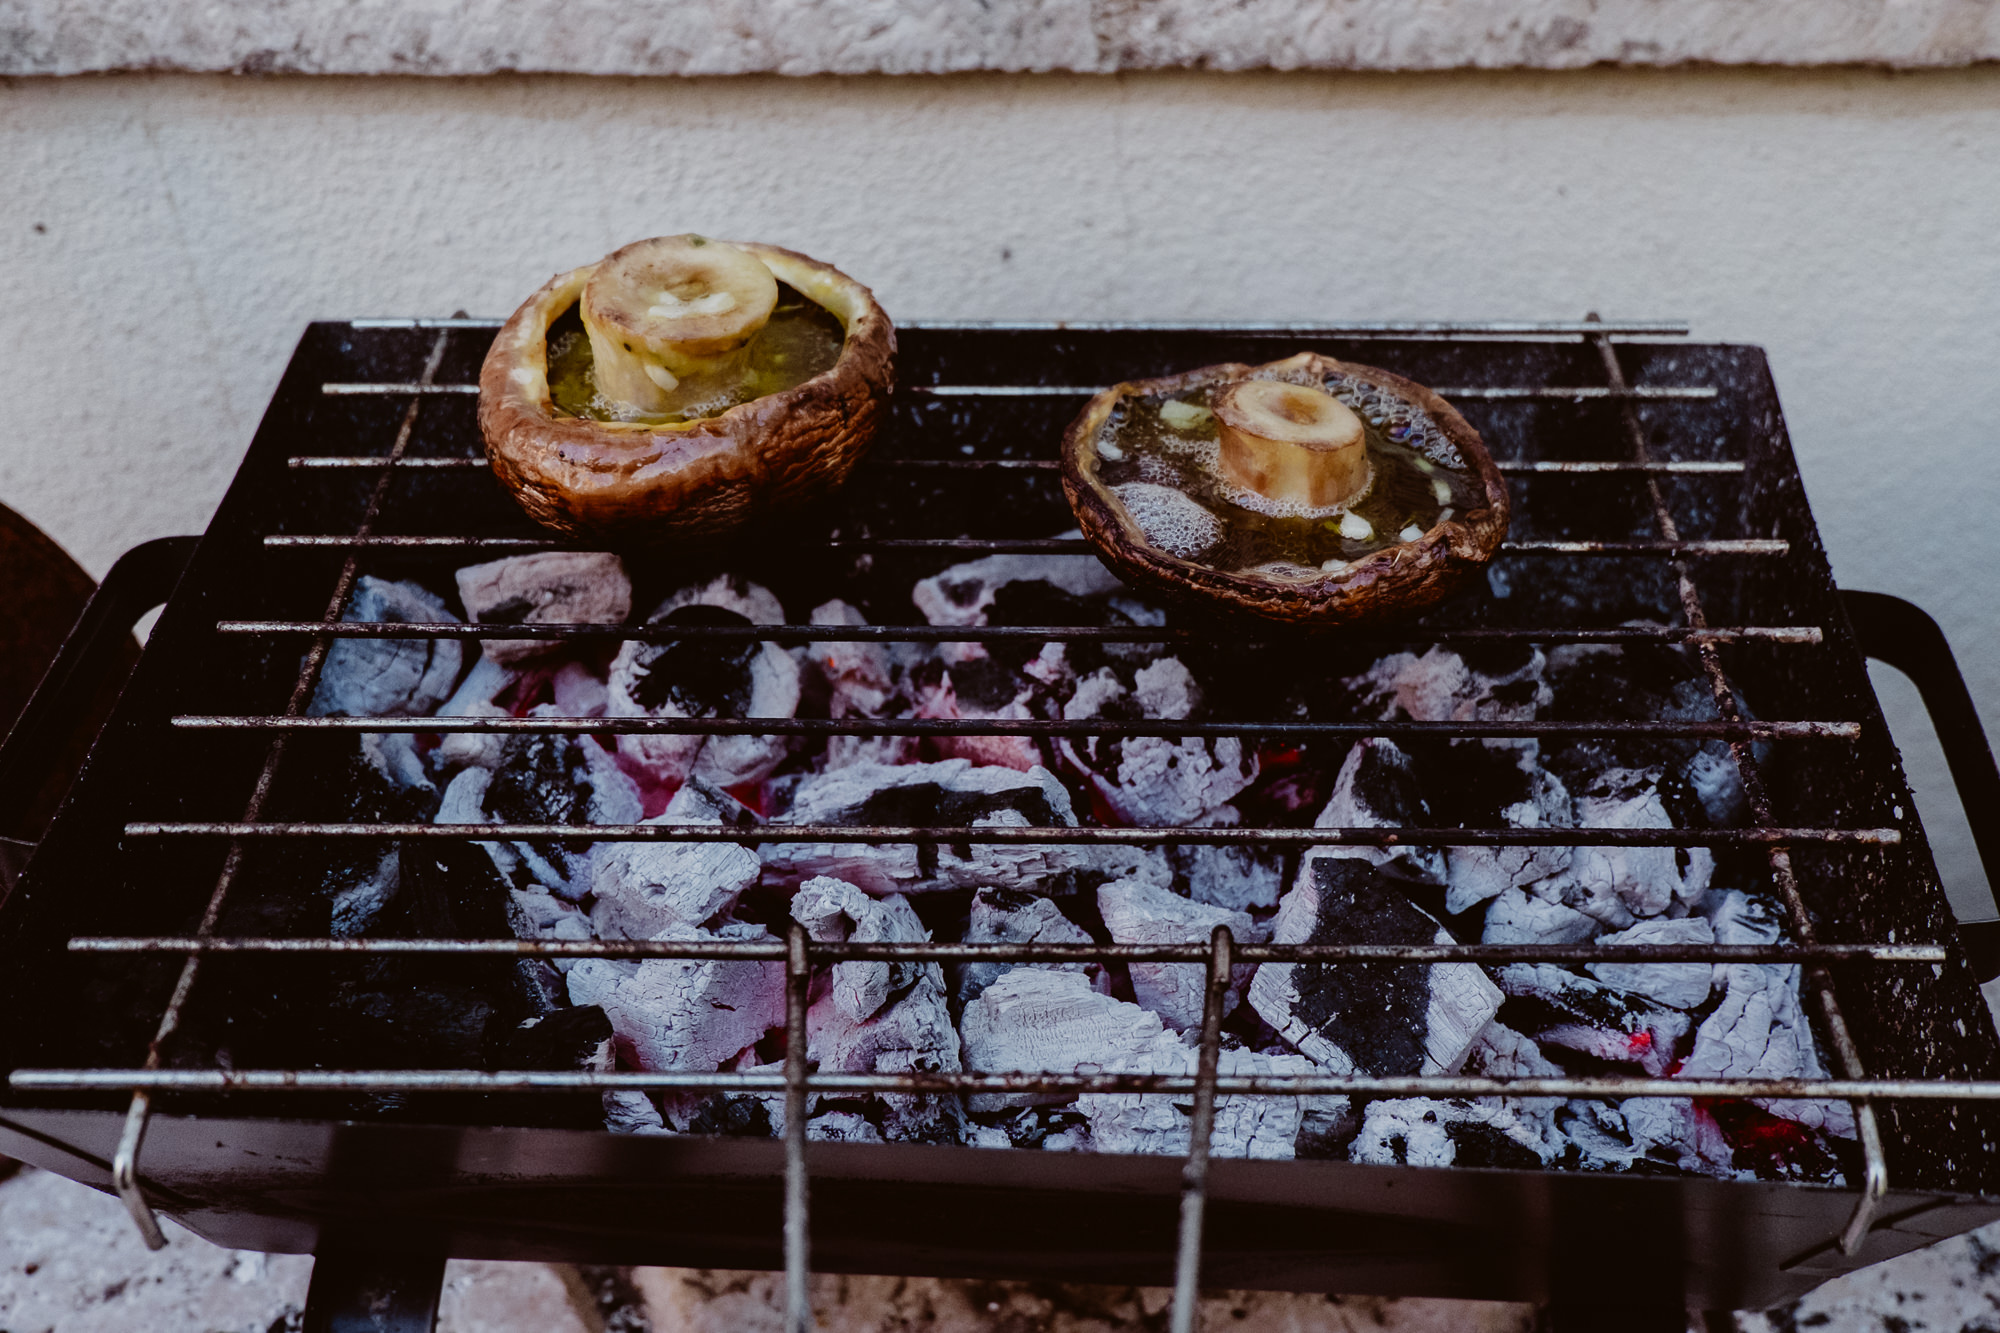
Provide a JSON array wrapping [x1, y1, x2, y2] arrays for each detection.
[[5, 316, 1997, 1325]]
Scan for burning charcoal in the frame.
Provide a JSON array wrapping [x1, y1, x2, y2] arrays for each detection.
[[1565, 766, 1714, 927], [965, 1105, 1094, 1151], [1349, 1097, 1560, 1169], [1494, 964, 1690, 1077], [566, 922, 786, 1071], [957, 886, 1107, 1007], [793, 876, 928, 1021], [1346, 644, 1548, 725], [1097, 876, 1255, 1031], [663, 1057, 782, 1139], [1480, 885, 1599, 945], [455, 551, 631, 665], [1678, 891, 1855, 1140], [1541, 641, 1746, 828], [1464, 1020, 1566, 1118], [604, 1091, 669, 1134], [588, 780, 761, 939], [793, 878, 965, 1143], [494, 1004, 615, 1070], [1078, 1040, 1347, 1161], [506, 888, 593, 972], [914, 652, 1044, 771], [551, 659, 609, 717], [430, 653, 523, 773], [438, 734, 643, 897], [329, 848, 402, 937], [1249, 856, 1502, 1077], [807, 1111, 884, 1143], [308, 575, 464, 719], [760, 759, 1099, 896], [911, 550, 1124, 628], [1165, 828, 1286, 914], [809, 599, 922, 769], [959, 968, 1171, 1112], [359, 731, 433, 794], [1617, 1097, 1740, 1177], [1437, 752, 1574, 915], [609, 575, 801, 790], [1058, 658, 1257, 827], [1587, 917, 1715, 1010], [1314, 738, 1445, 885]]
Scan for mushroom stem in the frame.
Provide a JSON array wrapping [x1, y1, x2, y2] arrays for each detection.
[[580, 234, 780, 415], [1213, 379, 1370, 509]]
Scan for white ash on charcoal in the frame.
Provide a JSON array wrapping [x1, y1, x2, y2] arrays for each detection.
[[1248, 855, 1502, 1078], [955, 886, 1109, 1008], [759, 758, 1104, 896], [1096, 875, 1256, 1032], [608, 575, 801, 791], [566, 921, 786, 1072], [911, 549, 1125, 629], [1078, 1039, 1352, 1161], [792, 877, 964, 1143], [1345, 644, 1550, 727], [964, 1106, 1093, 1152], [1424, 743, 1575, 917], [435, 733, 641, 898], [455, 551, 631, 665], [1057, 658, 1258, 827], [1354, 1022, 1566, 1169], [506, 888, 593, 972], [1480, 885, 1599, 945], [913, 651, 1045, 771], [958, 968, 1173, 1113], [1161, 809, 1286, 914], [1677, 890, 1856, 1141], [1493, 964, 1689, 1077], [587, 780, 760, 940], [429, 653, 523, 773], [308, 575, 464, 720], [1585, 917, 1715, 1010], [1539, 640, 1746, 828], [1312, 738, 1446, 885], [1563, 765, 1713, 929], [807, 599, 924, 769], [1350, 1096, 1562, 1170]]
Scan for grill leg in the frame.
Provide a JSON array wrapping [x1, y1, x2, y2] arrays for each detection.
[[302, 1251, 445, 1333]]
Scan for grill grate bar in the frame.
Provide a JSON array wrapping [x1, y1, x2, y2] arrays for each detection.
[[285, 455, 1746, 476], [344, 318, 1692, 336], [171, 715, 1860, 741], [1171, 926, 1233, 1333], [67, 937, 1944, 964], [19, 1068, 2000, 1103], [259, 535, 1793, 556], [783, 924, 811, 1333], [121, 821, 1903, 848], [210, 620, 1825, 646], [1588, 320, 1892, 1255], [112, 329, 456, 1253], [910, 384, 1719, 400]]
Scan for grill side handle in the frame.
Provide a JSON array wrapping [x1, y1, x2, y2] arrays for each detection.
[[0, 535, 198, 895], [1842, 589, 2000, 982]]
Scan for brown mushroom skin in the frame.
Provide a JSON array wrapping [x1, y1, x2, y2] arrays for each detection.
[[1061, 353, 1510, 627], [479, 241, 895, 546]]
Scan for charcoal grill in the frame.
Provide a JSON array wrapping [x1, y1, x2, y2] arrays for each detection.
[[3, 316, 1999, 1332]]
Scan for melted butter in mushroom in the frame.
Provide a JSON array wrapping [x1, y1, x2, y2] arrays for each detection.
[[1088, 373, 1485, 576], [545, 285, 845, 425]]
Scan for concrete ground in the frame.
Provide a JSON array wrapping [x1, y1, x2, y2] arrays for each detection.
[[1, 1158, 1998, 1333]]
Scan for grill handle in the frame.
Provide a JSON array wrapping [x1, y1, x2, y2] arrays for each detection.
[[0, 535, 198, 889], [1842, 589, 2000, 981]]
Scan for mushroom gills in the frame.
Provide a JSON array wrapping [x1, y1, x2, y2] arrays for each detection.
[[546, 286, 845, 426], [1087, 383, 1480, 574]]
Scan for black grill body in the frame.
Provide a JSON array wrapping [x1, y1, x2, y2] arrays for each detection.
[[1, 321, 1997, 1314]]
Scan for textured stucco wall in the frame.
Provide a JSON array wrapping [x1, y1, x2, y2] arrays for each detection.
[[1, 67, 1996, 910], [5, 0, 2000, 75]]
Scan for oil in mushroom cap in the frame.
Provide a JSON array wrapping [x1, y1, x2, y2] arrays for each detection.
[[1089, 374, 1482, 575], [545, 286, 845, 425]]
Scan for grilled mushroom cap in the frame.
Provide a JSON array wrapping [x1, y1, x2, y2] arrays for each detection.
[[1061, 353, 1509, 626], [479, 241, 894, 545]]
